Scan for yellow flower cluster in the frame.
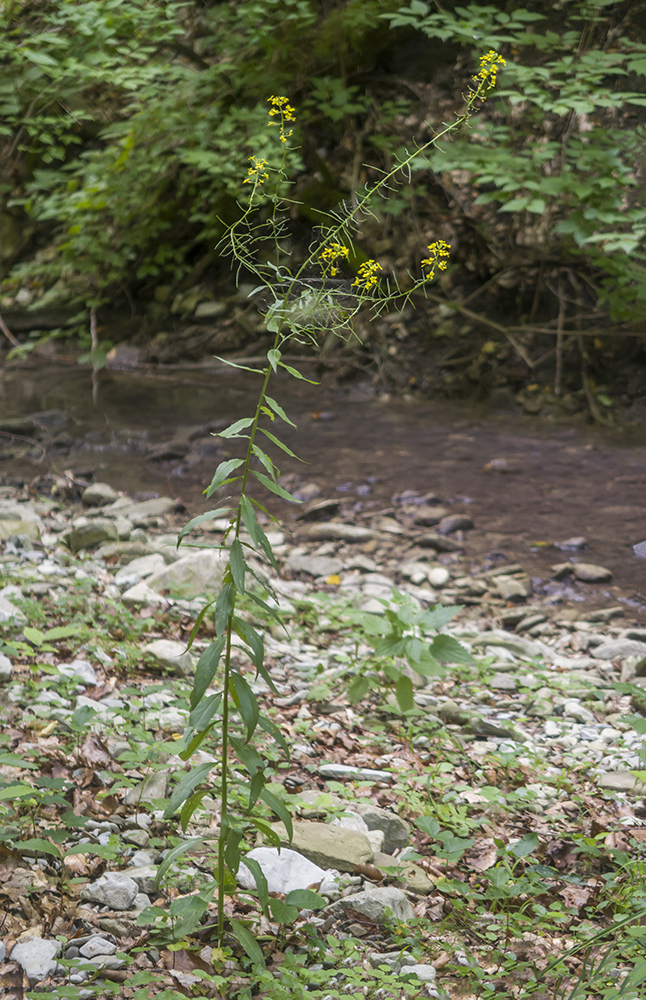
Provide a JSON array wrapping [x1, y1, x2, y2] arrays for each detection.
[[476, 49, 506, 90], [243, 155, 269, 185], [319, 242, 349, 276], [268, 95, 296, 144], [465, 50, 506, 105], [420, 240, 451, 280], [352, 259, 382, 291]]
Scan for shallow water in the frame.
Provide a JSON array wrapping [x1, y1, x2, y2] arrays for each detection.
[[1, 360, 645, 618]]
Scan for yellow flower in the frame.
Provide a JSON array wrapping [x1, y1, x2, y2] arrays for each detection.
[[352, 259, 382, 291], [243, 155, 269, 184], [319, 242, 350, 276], [421, 240, 451, 280], [465, 50, 506, 107], [268, 95, 296, 143]]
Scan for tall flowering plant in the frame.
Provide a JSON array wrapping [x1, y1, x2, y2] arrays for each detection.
[[161, 53, 506, 958]]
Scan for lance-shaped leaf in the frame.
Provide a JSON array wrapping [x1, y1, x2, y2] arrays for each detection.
[[429, 633, 474, 664], [230, 919, 265, 968], [230, 735, 263, 776], [240, 494, 258, 545], [241, 855, 269, 917], [229, 672, 259, 742], [180, 789, 211, 833], [254, 521, 280, 571], [205, 458, 244, 497], [218, 416, 254, 438], [258, 714, 290, 756], [229, 538, 246, 593], [260, 786, 293, 842], [232, 617, 264, 671], [279, 361, 318, 384], [191, 637, 225, 709], [187, 692, 222, 734], [251, 443, 277, 479], [184, 600, 215, 652], [248, 770, 265, 810], [179, 722, 216, 761], [252, 470, 300, 502], [154, 837, 206, 888], [18, 838, 61, 859], [177, 508, 231, 545], [215, 581, 235, 636], [163, 761, 213, 818], [260, 427, 304, 462], [265, 394, 296, 427], [214, 355, 264, 374]]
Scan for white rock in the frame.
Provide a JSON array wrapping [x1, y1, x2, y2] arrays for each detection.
[[337, 886, 414, 923], [81, 872, 138, 910], [79, 936, 117, 958], [11, 937, 60, 984], [115, 553, 165, 583], [0, 652, 13, 680], [57, 659, 97, 685], [237, 847, 333, 894], [121, 581, 167, 608], [146, 549, 227, 599], [0, 594, 26, 622], [142, 638, 194, 676]]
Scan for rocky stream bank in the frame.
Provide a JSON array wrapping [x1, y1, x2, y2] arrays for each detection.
[[1, 479, 646, 997]]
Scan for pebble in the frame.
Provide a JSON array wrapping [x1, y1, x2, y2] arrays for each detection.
[[81, 872, 139, 910], [11, 937, 60, 984]]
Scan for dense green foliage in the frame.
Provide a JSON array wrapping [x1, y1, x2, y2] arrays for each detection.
[[2, 0, 646, 342]]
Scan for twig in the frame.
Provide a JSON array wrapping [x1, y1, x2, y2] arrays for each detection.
[[554, 275, 565, 397], [0, 312, 19, 347], [425, 291, 535, 368]]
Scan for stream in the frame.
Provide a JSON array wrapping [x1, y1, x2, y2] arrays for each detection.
[[1, 359, 645, 619]]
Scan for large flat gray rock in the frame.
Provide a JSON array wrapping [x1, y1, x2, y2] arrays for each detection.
[[146, 549, 227, 598], [271, 820, 373, 872]]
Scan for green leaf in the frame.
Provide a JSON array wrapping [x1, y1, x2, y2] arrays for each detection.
[[252, 470, 301, 502], [214, 356, 265, 374], [417, 606, 463, 631], [415, 816, 440, 838], [395, 674, 414, 711], [179, 789, 210, 833], [257, 714, 289, 756], [204, 459, 244, 497], [218, 417, 254, 438], [509, 832, 539, 859], [232, 617, 264, 671], [260, 427, 304, 461], [44, 624, 82, 641], [279, 361, 318, 383], [191, 637, 225, 709], [347, 674, 371, 704], [154, 837, 205, 888], [230, 919, 265, 968], [260, 787, 292, 841], [215, 581, 235, 636], [188, 692, 222, 733], [230, 735, 263, 776], [269, 898, 298, 924], [240, 495, 258, 545], [240, 855, 269, 916], [267, 348, 281, 371], [163, 762, 213, 818], [265, 395, 296, 427], [23, 627, 45, 647], [184, 600, 215, 652], [0, 784, 38, 800], [179, 721, 217, 761], [230, 538, 246, 593], [178, 508, 231, 544], [285, 888, 327, 910], [17, 838, 61, 858], [251, 443, 277, 479], [230, 671, 259, 741], [254, 521, 281, 571], [429, 634, 474, 664]]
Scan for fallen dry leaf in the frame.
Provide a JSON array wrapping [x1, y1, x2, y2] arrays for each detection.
[[464, 838, 497, 872]]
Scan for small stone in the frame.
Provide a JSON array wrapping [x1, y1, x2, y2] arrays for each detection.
[[593, 640, 646, 660], [142, 638, 194, 676], [79, 936, 117, 959], [11, 937, 60, 984], [597, 771, 646, 793], [562, 700, 596, 723], [355, 804, 410, 854], [318, 763, 394, 781], [489, 672, 518, 691], [417, 533, 463, 552], [0, 595, 27, 622], [336, 885, 414, 923], [403, 964, 437, 983], [413, 506, 449, 526], [572, 563, 612, 583], [0, 652, 13, 680], [427, 566, 450, 587], [438, 514, 473, 535], [57, 659, 97, 685], [493, 575, 532, 601], [123, 771, 169, 804], [124, 865, 158, 894], [121, 581, 166, 608], [305, 523, 377, 543], [82, 483, 120, 507], [81, 872, 139, 911], [66, 519, 120, 552], [286, 554, 343, 578]]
